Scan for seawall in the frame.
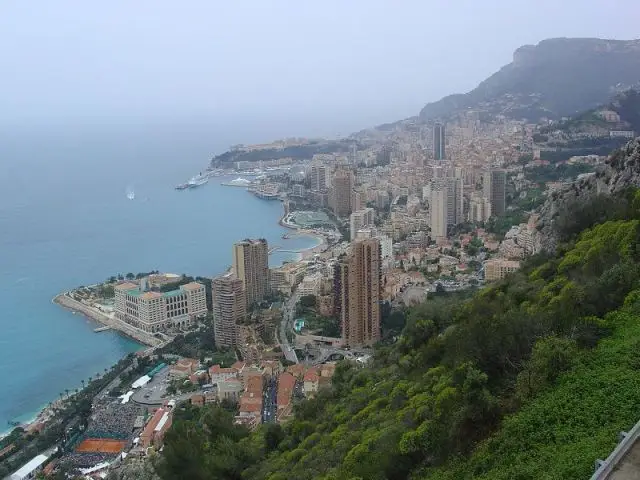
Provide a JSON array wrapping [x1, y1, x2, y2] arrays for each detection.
[[53, 293, 160, 347]]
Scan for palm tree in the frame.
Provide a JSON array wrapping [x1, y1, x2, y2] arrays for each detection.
[[81, 379, 85, 389], [88, 376, 92, 384], [65, 389, 69, 398], [95, 372, 101, 379], [59, 392, 63, 401]]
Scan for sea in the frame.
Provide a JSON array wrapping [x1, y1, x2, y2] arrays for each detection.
[[0, 120, 319, 434]]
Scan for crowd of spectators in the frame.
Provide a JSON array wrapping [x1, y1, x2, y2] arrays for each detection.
[[84, 403, 140, 439], [65, 452, 118, 468]]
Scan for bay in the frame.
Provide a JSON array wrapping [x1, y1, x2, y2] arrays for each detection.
[[0, 121, 317, 433]]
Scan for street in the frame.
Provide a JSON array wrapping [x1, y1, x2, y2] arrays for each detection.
[[278, 292, 299, 364], [262, 377, 277, 423]]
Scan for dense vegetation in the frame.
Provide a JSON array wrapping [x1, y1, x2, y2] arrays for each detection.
[[152, 184, 640, 479]]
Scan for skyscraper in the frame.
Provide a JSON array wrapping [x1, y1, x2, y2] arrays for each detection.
[[310, 164, 328, 191], [433, 122, 445, 161], [212, 274, 246, 348], [429, 181, 448, 241], [483, 169, 506, 216], [334, 238, 381, 347], [446, 176, 464, 227], [329, 168, 353, 218], [232, 238, 270, 308]]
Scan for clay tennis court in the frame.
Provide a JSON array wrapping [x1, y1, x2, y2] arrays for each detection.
[[76, 438, 127, 453]]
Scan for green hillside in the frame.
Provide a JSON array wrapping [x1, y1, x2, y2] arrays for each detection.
[[152, 187, 640, 480]]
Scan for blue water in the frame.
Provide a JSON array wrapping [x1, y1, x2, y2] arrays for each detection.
[[0, 122, 317, 432]]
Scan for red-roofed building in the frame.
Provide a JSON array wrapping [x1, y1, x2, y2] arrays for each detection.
[[209, 364, 238, 385], [246, 374, 264, 396], [238, 396, 262, 421], [277, 372, 296, 421], [169, 358, 200, 378], [140, 407, 173, 449], [303, 369, 320, 397]]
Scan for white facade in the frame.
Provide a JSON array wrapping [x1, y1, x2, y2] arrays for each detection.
[[349, 208, 375, 240], [468, 192, 492, 222], [310, 164, 328, 191], [114, 281, 207, 333], [378, 235, 393, 259], [297, 273, 323, 296]]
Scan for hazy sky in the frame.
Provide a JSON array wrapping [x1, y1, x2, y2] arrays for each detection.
[[1, 1, 638, 133]]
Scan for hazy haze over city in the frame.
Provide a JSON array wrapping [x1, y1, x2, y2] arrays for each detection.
[[1, 0, 638, 136]]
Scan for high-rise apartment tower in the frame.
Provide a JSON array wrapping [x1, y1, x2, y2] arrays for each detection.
[[483, 169, 506, 216], [212, 274, 246, 348], [433, 122, 445, 161], [334, 238, 381, 347], [232, 238, 270, 308]]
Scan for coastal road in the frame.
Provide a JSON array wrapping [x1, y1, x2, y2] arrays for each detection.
[[278, 293, 299, 364]]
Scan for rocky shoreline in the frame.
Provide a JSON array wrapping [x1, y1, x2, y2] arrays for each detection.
[[53, 292, 161, 347]]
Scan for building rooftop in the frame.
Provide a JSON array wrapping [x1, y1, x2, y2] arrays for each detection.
[[279, 372, 296, 390], [140, 291, 162, 300], [115, 282, 138, 291], [303, 370, 319, 383], [11, 454, 49, 479], [181, 282, 205, 291]]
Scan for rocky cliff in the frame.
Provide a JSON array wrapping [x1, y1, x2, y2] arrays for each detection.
[[420, 38, 640, 121], [535, 137, 640, 252]]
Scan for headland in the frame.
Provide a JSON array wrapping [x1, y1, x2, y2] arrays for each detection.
[[53, 292, 161, 348]]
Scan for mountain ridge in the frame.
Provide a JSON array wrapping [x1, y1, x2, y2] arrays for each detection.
[[419, 37, 640, 122]]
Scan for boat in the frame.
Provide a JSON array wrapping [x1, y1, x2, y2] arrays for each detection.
[[175, 183, 190, 190], [187, 173, 209, 188], [221, 177, 252, 187], [126, 188, 135, 200]]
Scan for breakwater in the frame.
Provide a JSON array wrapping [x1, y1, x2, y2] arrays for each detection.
[[53, 293, 160, 347]]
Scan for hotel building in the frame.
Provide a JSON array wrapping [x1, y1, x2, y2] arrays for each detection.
[[114, 281, 207, 333]]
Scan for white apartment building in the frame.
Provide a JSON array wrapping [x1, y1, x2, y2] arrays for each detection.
[[468, 192, 492, 222], [310, 164, 329, 191], [379, 235, 393, 259], [115, 281, 207, 333], [349, 208, 375, 240], [297, 273, 323, 297]]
